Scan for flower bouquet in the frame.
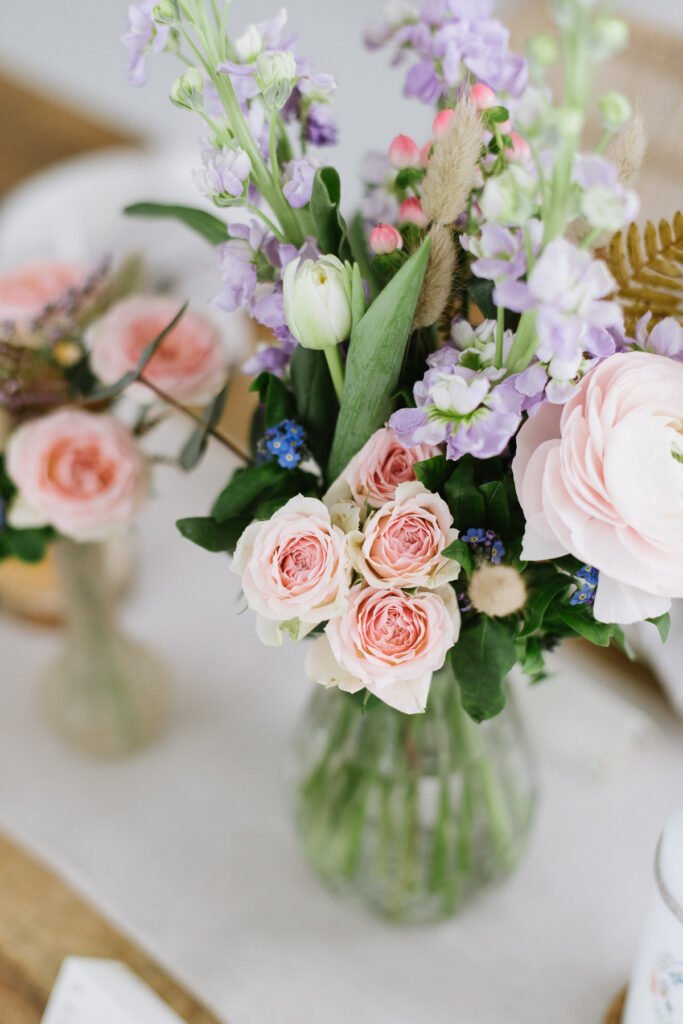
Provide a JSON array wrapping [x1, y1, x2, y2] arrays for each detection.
[[0, 259, 229, 754], [124, 0, 682, 918]]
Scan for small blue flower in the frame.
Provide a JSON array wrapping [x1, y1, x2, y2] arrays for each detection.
[[576, 565, 599, 587], [570, 565, 599, 606], [259, 419, 306, 470], [490, 540, 506, 565], [463, 527, 486, 544]]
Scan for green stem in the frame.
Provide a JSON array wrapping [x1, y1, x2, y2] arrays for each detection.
[[324, 345, 345, 403], [495, 304, 505, 369]]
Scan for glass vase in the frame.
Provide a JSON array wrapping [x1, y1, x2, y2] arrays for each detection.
[[40, 539, 171, 757], [290, 663, 537, 923]]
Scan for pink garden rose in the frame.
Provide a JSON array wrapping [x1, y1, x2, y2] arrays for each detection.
[[306, 583, 460, 713], [328, 427, 440, 509], [232, 495, 350, 643], [0, 262, 88, 327], [90, 296, 227, 405], [349, 482, 460, 589], [6, 408, 147, 542], [513, 351, 683, 624]]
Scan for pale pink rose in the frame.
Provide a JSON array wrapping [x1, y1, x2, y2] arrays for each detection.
[[0, 262, 88, 326], [232, 495, 350, 643], [513, 352, 683, 624], [329, 427, 440, 509], [90, 296, 227, 405], [307, 583, 460, 714], [349, 481, 460, 589], [6, 408, 147, 542]]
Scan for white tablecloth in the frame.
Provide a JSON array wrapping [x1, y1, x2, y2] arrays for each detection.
[[1, 431, 683, 1024]]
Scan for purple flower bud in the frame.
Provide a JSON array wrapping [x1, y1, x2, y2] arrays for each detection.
[[283, 157, 319, 208], [306, 102, 338, 146]]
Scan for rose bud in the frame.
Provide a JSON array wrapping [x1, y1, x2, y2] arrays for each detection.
[[398, 197, 429, 227], [470, 83, 497, 111], [369, 223, 404, 255], [432, 109, 454, 139], [388, 134, 422, 169], [506, 131, 532, 164], [283, 255, 354, 351]]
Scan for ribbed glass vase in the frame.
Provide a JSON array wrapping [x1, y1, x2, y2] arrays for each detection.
[[290, 663, 537, 923], [40, 539, 171, 757]]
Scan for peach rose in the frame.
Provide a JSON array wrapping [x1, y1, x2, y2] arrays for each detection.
[[90, 296, 227, 405], [306, 583, 460, 713], [512, 352, 683, 624], [0, 262, 88, 328], [349, 481, 460, 589], [232, 495, 350, 643], [6, 408, 147, 541], [327, 427, 440, 510]]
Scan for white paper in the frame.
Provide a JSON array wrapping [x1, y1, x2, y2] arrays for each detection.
[[41, 958, 188, 1024]]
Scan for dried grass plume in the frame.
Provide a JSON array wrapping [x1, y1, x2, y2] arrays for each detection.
[[413, 226, 457, 328], [605, 109, 647, 189], [421, 102, 482, 227]]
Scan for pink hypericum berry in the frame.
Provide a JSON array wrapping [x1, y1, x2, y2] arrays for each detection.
[[470, 83, 497, 111], [370, 223, 404, 255], [432, 109, 454, 139], [420, 142, 432, 167], [388, 134, 422, 169], [506, 131, 532, 163], [398, 197, 429, 228]]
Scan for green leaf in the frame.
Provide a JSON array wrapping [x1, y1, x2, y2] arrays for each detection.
[[648, 613, 671, 643], [328, 239, 431, 480], [350, 262, 366, 330], [482, 105, 511, 125], [445, 459, 486, 528], [310, 168, 351, 260], [249, 372, 296, 429], [519, 574, 570, 637], [442, 538, 473, 578], [467, 278, 496, 320], [212, 462, 285, 522], [413, 455, 448, 493], [451, 617, 518, 722], [480, 480, 510, 536], [87, 303, 188, 402], [176, 515, 249, 554], [394, 167, 426, 190], [290, 346, 338, 473], [2, 526, 54, 563], [124, 202, 229, 245], [347, 211, 380, 299], [179, 385, 229, 471], [556, 606, 614, 646]]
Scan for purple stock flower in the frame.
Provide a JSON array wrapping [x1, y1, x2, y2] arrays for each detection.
[[306, 102, 338, 146], [193, 147, 252, 201], [213, 241, 259, 314], [283, 157, 319, 208], [462, 221, 541, 283], [121, 1, 169, 86], [243, 334, 297, 378]]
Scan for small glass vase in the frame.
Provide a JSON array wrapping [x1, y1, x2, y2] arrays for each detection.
[[40, 539, 171, 757], [290, 664, 537, 923]]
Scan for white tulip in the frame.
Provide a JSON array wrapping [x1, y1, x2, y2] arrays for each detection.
[[283, 256, 354, 351]]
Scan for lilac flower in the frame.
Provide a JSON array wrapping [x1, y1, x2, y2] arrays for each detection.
[[121, 1, 169, 86], [634, 314, 683, 361], [283, 157, 319, 208], [574, 154, 639, 233], [390, 327, 525, 461], [213, 241, 259, 314], [243, 335, 297, 378], [193, 147, 252, 201], [497, 238, 622, 363], [462, 221, 541, 284]]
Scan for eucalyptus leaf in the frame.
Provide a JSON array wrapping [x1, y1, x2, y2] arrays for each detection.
[[87, 303, 188, 402], [179, 384, 229, 471], [124, 203, 229, 245], [328, 240, 430, 481]]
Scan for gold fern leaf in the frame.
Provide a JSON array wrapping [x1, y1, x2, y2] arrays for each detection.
[[606, 212, 683, 334]]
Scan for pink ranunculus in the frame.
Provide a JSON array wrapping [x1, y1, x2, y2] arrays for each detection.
[[512, 351, 683, 624], [306, 583, 460, 713], [349, 481, 460, 589], [90, 296, 227, 405], [232, 495, 350, 643], [327, 427, 440, 510], [6, 409, 148, 542], [0, 262, 88, 327]]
